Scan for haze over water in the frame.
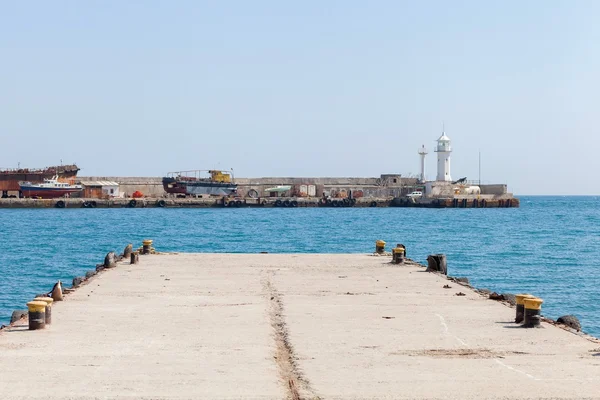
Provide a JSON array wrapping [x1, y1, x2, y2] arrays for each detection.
[[0, 196, 598, 337]]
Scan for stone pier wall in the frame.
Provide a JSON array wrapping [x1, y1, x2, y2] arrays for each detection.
[[77, 176, 421, 198]]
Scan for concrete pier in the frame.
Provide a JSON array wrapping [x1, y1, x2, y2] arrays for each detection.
[[1, 254, 597, 399]]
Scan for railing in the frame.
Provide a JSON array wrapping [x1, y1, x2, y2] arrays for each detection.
[[0, 165, 79, 174]]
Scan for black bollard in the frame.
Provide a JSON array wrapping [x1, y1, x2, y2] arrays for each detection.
[[123, 243, 133, 259], [426, 254, 447, 275], [104, 252, 117, 268]]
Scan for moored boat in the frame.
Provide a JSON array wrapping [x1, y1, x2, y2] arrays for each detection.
[[162, 170, 237, 196], [19, 176, 82, 199]]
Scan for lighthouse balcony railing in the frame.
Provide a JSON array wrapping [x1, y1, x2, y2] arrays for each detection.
[[460, 180, 492, 186]]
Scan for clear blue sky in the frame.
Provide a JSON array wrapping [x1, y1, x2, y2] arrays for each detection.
[[1, 1, 598, 194]]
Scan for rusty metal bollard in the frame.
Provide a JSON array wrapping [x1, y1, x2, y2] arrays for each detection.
[[375, 240, 386, 254], [130, 251, 139, 264], [426, 254, 447, 275]]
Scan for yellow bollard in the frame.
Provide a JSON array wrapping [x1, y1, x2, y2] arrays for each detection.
[[34, 297, 54, 325], [26, 301, 47, 330], [142, 239, 153, 255], [392, 246, 405, 264], [523, 297, 544, 328], [375, 240, 386, 254], [514, 294, 535, 323], [396, 244, 406, 258]]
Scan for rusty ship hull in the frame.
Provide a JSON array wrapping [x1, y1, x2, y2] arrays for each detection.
[[0, 165, 80, 193], [162, 170, 237, 197], [162, 177, 238, 196]]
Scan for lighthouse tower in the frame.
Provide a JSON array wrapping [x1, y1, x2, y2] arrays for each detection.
[[435, 130, 452, 182], [418, 144, 428, 182]]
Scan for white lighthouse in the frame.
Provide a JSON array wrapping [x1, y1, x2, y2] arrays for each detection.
[[435, 130, 452, 182], [418, 144, 428, 182]]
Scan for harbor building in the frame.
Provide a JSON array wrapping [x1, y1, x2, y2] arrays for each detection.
[[79, 181, 121, 199]]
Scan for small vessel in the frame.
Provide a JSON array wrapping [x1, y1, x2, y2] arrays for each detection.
[[0, 164, 80, 194], [162, 170, 237, 196], [19, 176, 82, 199]]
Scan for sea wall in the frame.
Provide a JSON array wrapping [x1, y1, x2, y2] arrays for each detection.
[[75, 176, 513, 201], [77, 176, 422, 199], [0, 196, 520, 208]]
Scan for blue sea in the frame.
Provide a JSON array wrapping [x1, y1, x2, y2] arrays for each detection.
[[1, 196, 599, 337]]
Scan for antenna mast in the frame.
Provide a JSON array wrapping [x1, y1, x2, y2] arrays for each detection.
[[478, 150, 481, 186]]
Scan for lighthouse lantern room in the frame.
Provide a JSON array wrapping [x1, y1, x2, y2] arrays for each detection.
[[435, 131, 452, 182]]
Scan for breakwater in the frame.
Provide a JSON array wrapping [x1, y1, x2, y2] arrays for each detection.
[[0, 196, 520, 208]]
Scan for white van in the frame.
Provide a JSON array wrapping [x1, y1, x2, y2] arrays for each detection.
[[407, 191, 423, 198]]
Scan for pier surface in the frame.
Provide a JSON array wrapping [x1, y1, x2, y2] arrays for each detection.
[[1, 254, 598, 399]]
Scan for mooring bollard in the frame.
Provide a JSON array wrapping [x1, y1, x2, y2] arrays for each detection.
[[26, 301, 47, 330], [375, 240, 386, 254], [104, 252, 117, 268], [123, 243, 133, 259], [34, 297, 54, 324], [515, 294, 535, 323], [523, 297, 544, 328], [51, 280, 64, 301], [392, 246, 405, 264], [142, 239, 153, 255], [396, 243, 406, 258], [426, 254, 447, 275], [130, 251, 139, 264]]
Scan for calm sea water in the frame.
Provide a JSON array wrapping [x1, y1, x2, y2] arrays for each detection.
[[1, 196, 599, 337]]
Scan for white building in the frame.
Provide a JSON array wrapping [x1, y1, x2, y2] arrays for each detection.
[[80, 181, 121, 198], [435, 131, 452, 182], [418, 144, 428, 182]]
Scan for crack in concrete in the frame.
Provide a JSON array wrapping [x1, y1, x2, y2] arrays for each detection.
[[262, 270, 319, 400]]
